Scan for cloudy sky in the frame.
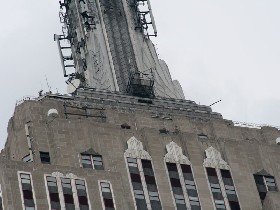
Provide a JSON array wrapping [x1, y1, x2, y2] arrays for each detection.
[[0, 0, 279, 148]]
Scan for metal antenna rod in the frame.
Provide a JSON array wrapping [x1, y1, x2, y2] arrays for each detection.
[[210, 100, 222, 107], [45, 74, 51, 92]]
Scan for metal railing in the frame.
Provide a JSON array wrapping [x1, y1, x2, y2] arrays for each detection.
[[233, 121, 280, 130]]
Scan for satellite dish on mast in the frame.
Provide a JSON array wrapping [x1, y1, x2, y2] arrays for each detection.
[[67, 79, 81, 94]]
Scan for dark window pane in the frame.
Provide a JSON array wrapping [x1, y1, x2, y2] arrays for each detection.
[[50, 193, 60, 202], [65, 203, 75, 210], [64, 194, 74, 204], [213, 192, 224, 200], [267, 185, 277, 191], [206, 168, 217, 177], [168, 171, 180, 179], [147, 184, 158, 192], [150, 200, 162, 210], [24, 199, 35, 207], [132, 181, 143, 190], [50, 201, 61, 210], [208, 176, 219, 184], [221, 170, 232, 179], [170, 178, 181, 187], [104, 198, 114, 208], [229, 201, 241, 210], [183, 172, 194, 181], [177, 203, 188, 210], [82, 163, 92, 168], [136, 199, 148, 210], [181, 164, 192, 173], [145, 175, 156, 185], [254, 175, 265, 185], [222, 177, 234, 186], [172, 186, 183, 195], [141, 160, 153, 169], [22, 183, 32, 191], [95, 164, 104, 170], [256, 184, 266, 192], [40, 151, 51, 164], [129, 166, 140, 174], [259, 192, 267, 201], [166, 163, 178, 172], [23, 190, 33, 200], [187, 189, 198, 197], [131, 173, 142, 183], [191, 205, 201, 210], [78, 196, 88, 205]]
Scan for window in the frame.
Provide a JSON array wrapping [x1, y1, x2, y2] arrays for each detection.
[[99, 181, 116, 210], [206, 168, 226, 210], [166, 162, 187, 210], [19, 173, 36, 210], [75, 179, 89, 210], [45, 174, 90, 210], [46, 176, 61, 210], [81, 148, 104, 170], [254, 172, 278, 204], [204, 147, 241, 210], [181, 164, 201, 210], [221, 170, 240, 210], [22, 154, 32, 163], [125, 137, 162, 210], [165, 142, 201, 210], [61, 178, 75, 209], [121, 123, 131, 129], [40, 152, 50, 164], [81, 154, 104, 170]]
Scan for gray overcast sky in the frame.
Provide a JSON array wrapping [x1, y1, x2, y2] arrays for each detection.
[[0, 0, 279, 148]]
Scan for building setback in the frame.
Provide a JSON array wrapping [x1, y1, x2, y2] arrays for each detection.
[[1, 0, 280, 210], [1, 89, 280, 210]]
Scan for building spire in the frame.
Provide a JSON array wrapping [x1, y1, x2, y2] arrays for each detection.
[[55, 0, 185, 99]]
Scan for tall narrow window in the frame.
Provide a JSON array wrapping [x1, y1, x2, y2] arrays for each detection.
[[99, 181, 116, 210], [45, 173, 90, 210], [46, 176, 61, 210], [141, 159, 161, 209], [181, 164, 201, 210], [254, 170, 278, 204], [204, 147, 241, 210], [124, 136, 162, 210], [75, 179, 89, 210], [165, 141, 201, 210], [221, 170, 240, 210], [19, 172, 36, 210], [127, 157, 148, 210], [80, 148, 104, 170], [166, 162, 187, 210], [206, 168, 225, 210], [61, 178, 75, 209]]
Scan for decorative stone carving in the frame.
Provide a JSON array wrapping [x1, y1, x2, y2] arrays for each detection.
[[124, 136, 151, 160], [203, 146, 230, 169], [164, 141, 191, 165], [51, 172, 79, 179], [66, 173, 79, 179], [51, 172, 64, 177]]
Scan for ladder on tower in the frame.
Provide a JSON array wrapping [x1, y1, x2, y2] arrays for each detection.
[[54, 34, 75, 77], [132, 0, 158, 37]]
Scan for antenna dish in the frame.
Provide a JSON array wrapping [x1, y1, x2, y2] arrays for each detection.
[[67, 79, 81, 94]]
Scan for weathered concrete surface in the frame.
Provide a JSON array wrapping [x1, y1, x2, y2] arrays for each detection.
[[1, 91, 280, 209]]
